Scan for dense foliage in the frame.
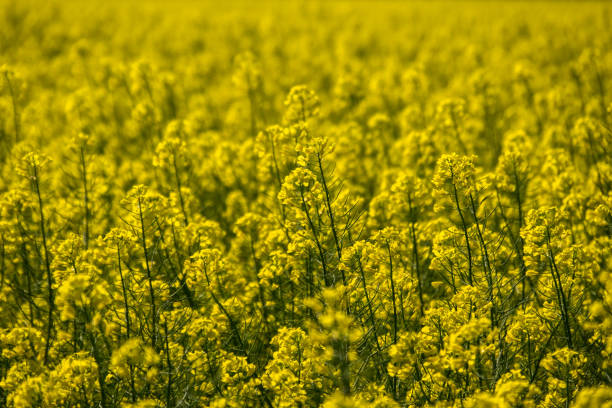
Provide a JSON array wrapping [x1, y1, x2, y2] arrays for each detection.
[[0, 1, 611, 407]]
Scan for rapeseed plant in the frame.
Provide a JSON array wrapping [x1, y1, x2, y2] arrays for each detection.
[[0, 1, 611, 407]]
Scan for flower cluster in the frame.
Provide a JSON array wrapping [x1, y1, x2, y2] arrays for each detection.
[[0, 1, 610, 407]]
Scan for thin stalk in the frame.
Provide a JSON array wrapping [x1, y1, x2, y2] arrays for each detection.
[[546, 229, 573, 349], [33, 165, 54, 366], [172, 153, 188, 225], [163, 321, 174, 408], [356, 257, 385, 381], [386, 241, 398, 345], [299, 188, 330, 287], [450, 172, 473, 285], [138, 197, 157, 349], [79, 147, 90, 248], [406, 195, 424, 316], [116, 245, 131, 337]]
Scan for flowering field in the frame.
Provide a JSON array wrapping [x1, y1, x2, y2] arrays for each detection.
[[0, 1, 611, 407]]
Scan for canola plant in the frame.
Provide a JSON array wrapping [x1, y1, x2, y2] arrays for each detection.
[[0, 1, 611, 407]]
